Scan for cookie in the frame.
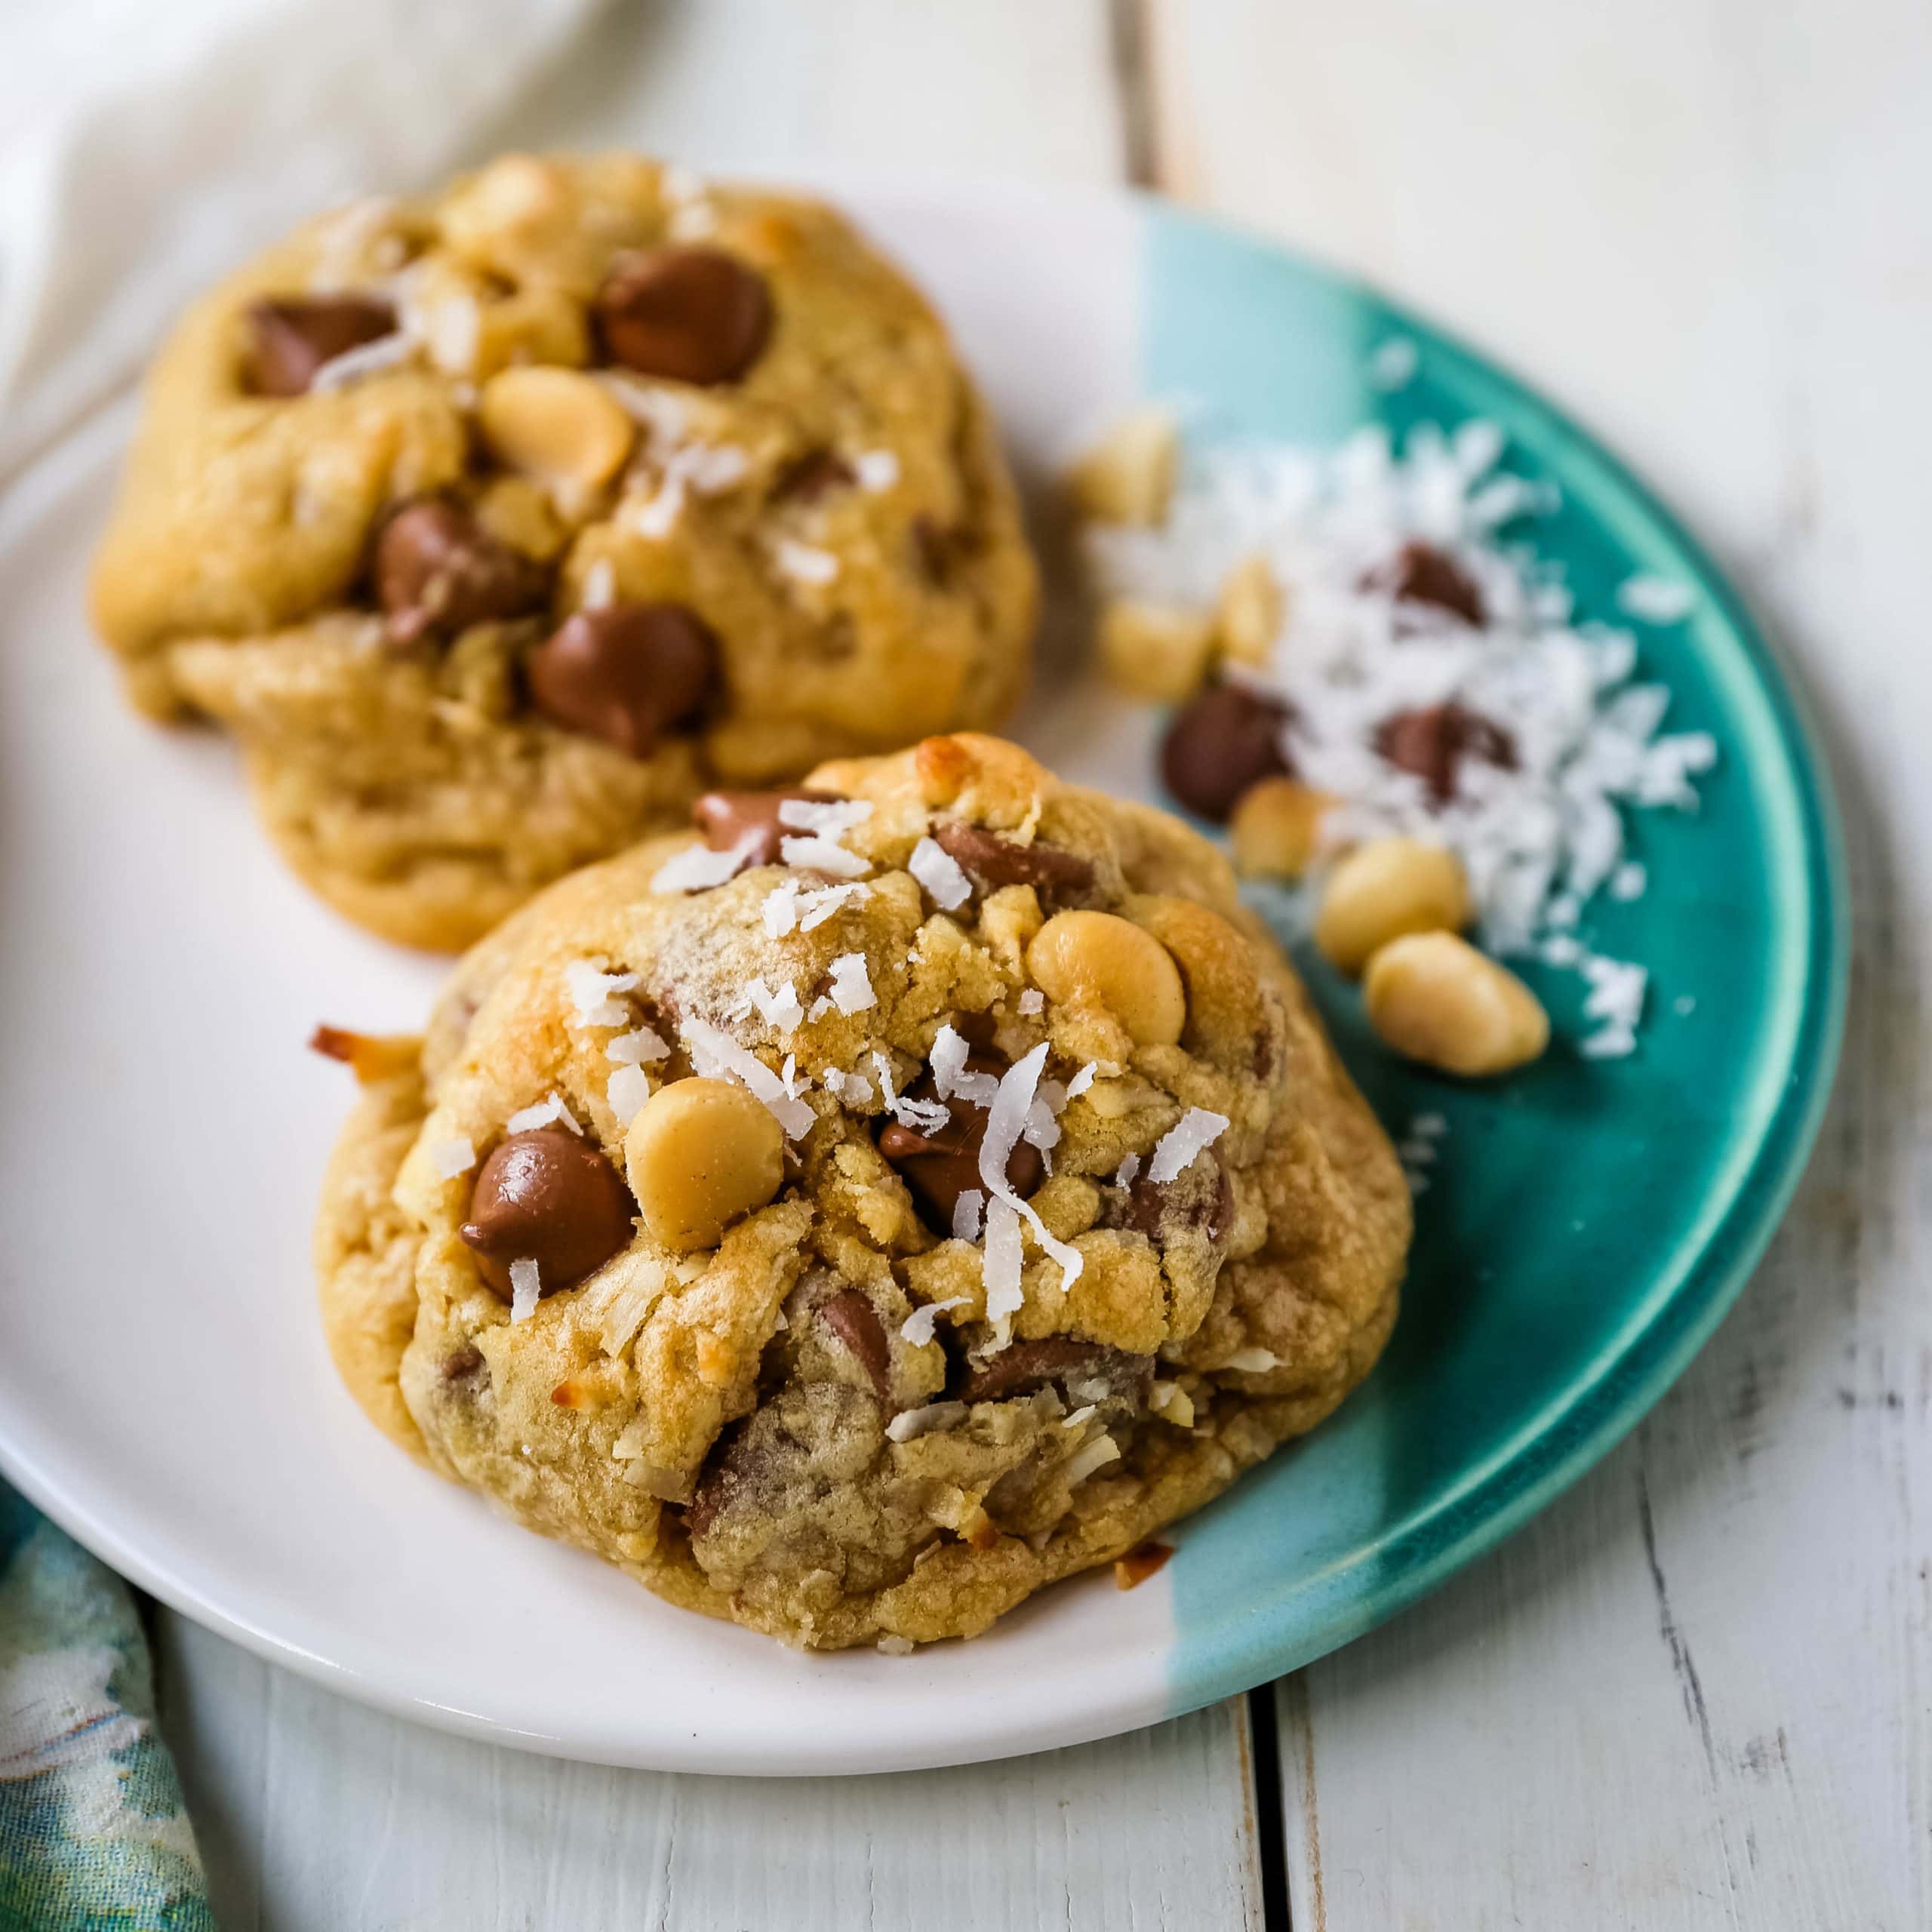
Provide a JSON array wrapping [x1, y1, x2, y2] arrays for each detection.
[[91, 154, 1038, 949], [314, 734, 1410, 1648]]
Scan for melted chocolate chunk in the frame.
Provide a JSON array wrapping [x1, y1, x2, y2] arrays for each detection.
[[816, 1288, 894, 1403], [458, 1128, 635, 1298], [1124, 1155, 1234, 1247], [245, 295, 396, 397], [595, 247, 771, 385], [691, 788, 846, 866], [525, 603, 717, 756], [440, 1344, 485, 1384], [374, 500, 547, 646], [930, 823, 1096, 907], [952, 1338, 1155, 1406], [1159, 683, 1296, 823], [1364, 540, 1485, 626], [875, 1055, 1044, 1235], [1374, 700, 1518, 805], [771, 448, 855, 503]]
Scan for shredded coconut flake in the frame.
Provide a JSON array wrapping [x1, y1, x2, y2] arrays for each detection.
[[564, 960, 640, 1028], [854, 449, 900, 492], [1369, 337, 1419, 390], [827, 954, 876, 1015], [429, 1136, 475, 1179], [1610, 860, 1647, 901], [761, 881, 801, 937], [980, 1044, 1084, 1295], [798, 881, 871, 930], [780, 835, 869, 878], [876, 1634, 916, 1656], [1146, 1109, 1230, 1186], [608, 1025, 671, 1066], [509, 1259, 541, 1323], [651, 832, 761, 894], [1065, 1062, 1101, 1100], [1617, 574, 1697, 623], [580, 558, 616, 610], [1223, 1346, 1280, 1373], [901, 1298, 971, 1347], [885, 1401, 968, 1444], [1063, 1434, 1121, 1486], [1114, 1152, 1142, 1188], [952, 1188, 986, 1243], [774, 538, 840, 585], [930, 1026, 998, 1106], [682, 1020, 815, 1139], [980, 1196, 1026, 1337], [746, 977, 805, 1032], [507, 1093, 582, 1137], [1017, 988, 1044, 1016], [908, 835, 972, 910], [606, 1063, 652, 1125], [309, 331, 415, 391]]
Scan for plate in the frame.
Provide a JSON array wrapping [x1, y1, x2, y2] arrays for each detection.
[[0, 179, 1844, 1774]]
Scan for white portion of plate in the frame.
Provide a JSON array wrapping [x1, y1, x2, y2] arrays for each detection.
[[0, 183, 1189, 1774]]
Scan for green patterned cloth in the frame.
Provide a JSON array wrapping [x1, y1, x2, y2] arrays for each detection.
[[0, 1484, 213, 1931]]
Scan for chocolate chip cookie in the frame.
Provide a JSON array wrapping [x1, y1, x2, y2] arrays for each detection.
[[91, 154, 1038, 949], [313, 734, 1409, 1648]]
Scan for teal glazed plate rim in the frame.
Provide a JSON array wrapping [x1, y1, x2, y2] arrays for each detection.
[[1129, 195, 1848, 1716], [0, 177, 1847, 1773]]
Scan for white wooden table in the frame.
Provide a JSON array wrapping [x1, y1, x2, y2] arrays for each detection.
[[149, 5, 1931, 1924]]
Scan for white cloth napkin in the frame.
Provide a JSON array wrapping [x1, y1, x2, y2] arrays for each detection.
[[0, 0, 606, 481]]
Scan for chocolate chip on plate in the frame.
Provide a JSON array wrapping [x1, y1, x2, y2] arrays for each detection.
[[595, 247, 772, 385], [458, 1128, 635, 1299], [374, 500, 547, 646], [952, 1338, 1155, 1406], [815, 1288, 894, 1403], [1159, 682, 1297, 822], [692, 789, 846, 866], [875, 1057, 1044, 1235], [244, 295, 396, 397], [931, 823, 1096, 906], [1374, 700, 1518, 805], [526, 603, 718, 756], [1364, 540, 1485, 626]]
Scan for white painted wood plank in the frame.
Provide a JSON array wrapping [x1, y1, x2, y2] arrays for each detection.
[[1146, 1, 1930, 1924], [477, 0, 1130, 185], [153, 1617, 1263, 1932]]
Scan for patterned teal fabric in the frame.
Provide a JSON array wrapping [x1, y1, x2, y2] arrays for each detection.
[[0, 1484, 213, 1931]]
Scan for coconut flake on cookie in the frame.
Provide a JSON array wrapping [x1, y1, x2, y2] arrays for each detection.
[[901, 1297, 971, 1346], [652, 832, 762, 894], [980, 1044, 1084, 1295], [827, 954, 876, 1016], [429, 1136, 476, 1179], [606, 1063, 652, 1125], [563, 960, 640, 1028], [509, 1258, 542, 1323], [908, 835, 972, 910], [608, 1025, 672, 1066], [507, 1092, 583, 1136], [683, 1019, 815, 1139], [1146, 1108, 1230, 1185]]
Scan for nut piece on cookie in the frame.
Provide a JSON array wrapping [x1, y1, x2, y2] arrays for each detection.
[[89, 153, 1040, 951], [312, 734, 1410, 1651]]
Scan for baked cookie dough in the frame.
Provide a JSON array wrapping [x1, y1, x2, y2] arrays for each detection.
[[91, 153, 1038, 949], [315, 734, 1410, 1648]]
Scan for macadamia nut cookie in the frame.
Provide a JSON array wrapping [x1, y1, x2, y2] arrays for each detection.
[[313, 734, 1409, 1648], [92, 154, 1038, 949]]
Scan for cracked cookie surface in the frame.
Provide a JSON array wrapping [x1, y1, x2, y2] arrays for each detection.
[[92, 153, 1037, 949], [315, 734, 1408, 1648]]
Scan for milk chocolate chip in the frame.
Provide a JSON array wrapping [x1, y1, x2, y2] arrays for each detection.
[[953, 1339, 1155, 1406], [245, 295, 396, 397], [1365, 541, 1485, 626], [1124, 1155, 1233, 1248], [595, 248, 772, 385], [931, 823, 1096, 907], [1159, 683, 1296, 822], [816, 1289, 894, 1403], [526, 604, 717, 756], [374, 500, 546, 646], [459, 1128, 635, 1298], [875, 1058, 1044, 1235], [692, 789, 846, 866], [1374, 700, 1517, 805]]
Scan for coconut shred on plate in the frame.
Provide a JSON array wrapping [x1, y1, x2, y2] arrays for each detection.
[[1077, 412, 1718, 1059]]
